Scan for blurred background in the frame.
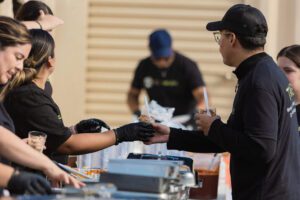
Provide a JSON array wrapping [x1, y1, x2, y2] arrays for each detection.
[[0, 0, 299, 127]]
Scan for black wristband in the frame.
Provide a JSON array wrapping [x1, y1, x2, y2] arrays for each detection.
[[36, 20, 43, 29], [113, 129, 120, 145]]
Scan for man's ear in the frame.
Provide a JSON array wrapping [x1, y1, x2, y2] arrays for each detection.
[[230, 33, 237, 46]]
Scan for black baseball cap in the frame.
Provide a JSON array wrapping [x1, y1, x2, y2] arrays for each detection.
[[206, 4, 268, 37]]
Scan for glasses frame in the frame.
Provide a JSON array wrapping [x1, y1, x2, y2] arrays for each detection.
[[213, 31, 233, 44]]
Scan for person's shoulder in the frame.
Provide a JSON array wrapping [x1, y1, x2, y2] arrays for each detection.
[[254, 54, 280, 77], [252, 54, 287, 88], [174, 51, 198, 67], [137, 56, 152, 67], [134, 56, 153, 75], [6, 83, 51, 106]]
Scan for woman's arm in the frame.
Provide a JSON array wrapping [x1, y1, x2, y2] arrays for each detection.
[[58, 123, 155, 155], [21, 11, 64, 31], [0, 163, 52, 195], [0, 163, 14, 187], [0, 126, 83, 188], [57, 130, 116, 155]]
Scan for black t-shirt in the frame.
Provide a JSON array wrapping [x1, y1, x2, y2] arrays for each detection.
[[131, 51, 205, 116], [44, 80, 67, 164], [4, 83, 72, 160], [44, 80, 53, 96], [0, 102, 15, 166], [0, 103, 15, 132], [296, 104, 300, 130], [167, 53, 300, 200], [0, 102, 15, 195]]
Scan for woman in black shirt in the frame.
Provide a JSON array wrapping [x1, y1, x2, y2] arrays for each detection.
[[1, 29, 154, 162], [0, 16, 83, 195]]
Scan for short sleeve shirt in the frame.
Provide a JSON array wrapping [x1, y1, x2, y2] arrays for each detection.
[[0, 103, 15, 132], [0, 102, 15, 165], [4, 83, 72, 159], [131, 51, 205, 116]]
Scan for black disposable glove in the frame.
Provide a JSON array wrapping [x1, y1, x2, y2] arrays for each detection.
[[133, 110, 141, 117], [7, 171, 52, 195], [75, 118, 110, 133], [114, 122, 155, 145]]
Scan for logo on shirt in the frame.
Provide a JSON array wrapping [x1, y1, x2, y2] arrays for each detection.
[[144, 77, 154, 89], [286, 84, 295, 100], [143, 76, 178, 89], [161, 80, 178, 87]]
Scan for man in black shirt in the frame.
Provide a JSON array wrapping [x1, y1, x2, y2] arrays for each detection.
[[127, 29, 206, 118], [147, 4, 300, 200]]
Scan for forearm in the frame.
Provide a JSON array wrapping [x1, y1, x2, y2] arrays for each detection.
[[208, 119, 276, 163], [193, 86, 206, 109], [57, 131, 116, 155], [0, 163, 14, 187], [127, 91, 140, 113], [21, 21, 41, 30], [167, 128, 225, 153], [0, 127, 56, 174]]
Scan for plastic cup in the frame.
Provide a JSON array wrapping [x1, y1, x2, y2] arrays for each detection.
[[138, 114, 155, 124], [198, 107, 216, 117], [28, 131, 47, 153], [189, 168, 220, 199], [188, 153, 221, 199]]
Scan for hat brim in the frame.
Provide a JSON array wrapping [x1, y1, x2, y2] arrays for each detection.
[[206, 21, 225, 31], [152, 48, 173, 58]]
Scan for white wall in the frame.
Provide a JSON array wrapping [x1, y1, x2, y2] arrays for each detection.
[[51, 0, 88, 125]]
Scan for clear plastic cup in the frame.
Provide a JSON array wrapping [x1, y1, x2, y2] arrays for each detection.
[[188, 153, 221, 199], [198, 107, 216, 117], [28, 131, 47, 153]]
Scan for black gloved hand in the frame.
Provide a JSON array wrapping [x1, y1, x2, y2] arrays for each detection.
[[7, 171, 52, 195], [75, 118, 110, 133], [114, 122, 155, 145]]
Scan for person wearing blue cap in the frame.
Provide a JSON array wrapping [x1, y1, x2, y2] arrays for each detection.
[[145, 4, 300, 200], [127, 29, 206, 125]]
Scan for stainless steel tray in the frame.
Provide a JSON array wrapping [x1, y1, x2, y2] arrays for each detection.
[[100, 172, 174, 194]]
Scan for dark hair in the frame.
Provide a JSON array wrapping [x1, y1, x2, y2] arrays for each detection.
[[24, 29, 55, 70], [235, 34, 266, 50], [1, 29, 55, 100], [277, 45, 300, 68], [0, 16, 31, 50], [15, 0, 53, 21]]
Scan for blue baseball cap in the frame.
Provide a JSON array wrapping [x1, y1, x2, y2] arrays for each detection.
[[149, 29, 173, 58]]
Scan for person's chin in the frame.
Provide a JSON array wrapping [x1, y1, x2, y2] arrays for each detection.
[[0, 76, 9, 85]]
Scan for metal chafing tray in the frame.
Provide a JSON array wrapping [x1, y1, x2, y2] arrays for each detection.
[[100, 172, 173, 194], [107, 159, 183, 179]]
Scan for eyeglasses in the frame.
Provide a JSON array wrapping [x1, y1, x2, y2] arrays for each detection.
[[213, 31, 221, 44], [213, 31, 233, 44]]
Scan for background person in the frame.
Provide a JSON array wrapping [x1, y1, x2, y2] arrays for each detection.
[[127, 29, 206, 127], [146, 4, 300, 200], [277, 45, 300, 127], [15, 0, 64, 32]]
